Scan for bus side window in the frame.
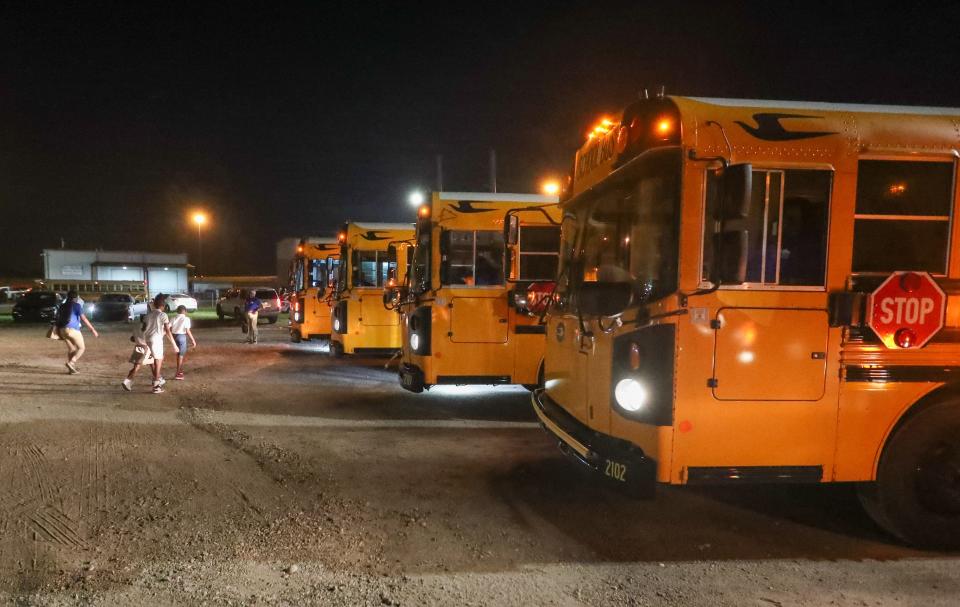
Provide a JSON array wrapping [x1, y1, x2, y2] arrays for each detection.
[[518, 226, 560, 281], [704, 169, 831, 287], [852, 160, 953, 274]]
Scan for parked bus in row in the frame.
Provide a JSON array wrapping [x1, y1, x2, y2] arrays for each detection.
[[533, 95, 960, 548], [288, 238, 340, 342], [385, 191, 560, 392], [329, 222, 414, 357]]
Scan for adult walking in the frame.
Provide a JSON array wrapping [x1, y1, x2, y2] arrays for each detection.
[[243, 289, 262, 344], [56, 290, 99, 374]]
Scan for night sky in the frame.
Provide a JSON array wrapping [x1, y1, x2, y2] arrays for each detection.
[[2, 2, 959, 277]]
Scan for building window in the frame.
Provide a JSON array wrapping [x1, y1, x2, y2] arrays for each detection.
[[852, 160, 954, 274]]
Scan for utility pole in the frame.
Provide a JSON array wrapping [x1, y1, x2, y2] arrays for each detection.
[[436, 154, 443, 191], [489, 148, 497, 193]]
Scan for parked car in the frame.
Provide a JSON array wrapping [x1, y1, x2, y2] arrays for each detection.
[[129, 295, 150, 317], [216, 288, 281, 323], [12, 291, 62, 323], [84, 293, 135, 322], [0, 287, 28, 303], [165, 293, 198, 312]]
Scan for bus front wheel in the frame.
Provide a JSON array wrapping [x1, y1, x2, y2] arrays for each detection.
[[290, 330, 302, 343], [858, 399, 960, 549]]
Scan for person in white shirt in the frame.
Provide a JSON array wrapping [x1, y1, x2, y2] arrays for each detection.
[[170, 305, 198, 380], [141, 294, 179, 393], [122, 312, 155, 392]]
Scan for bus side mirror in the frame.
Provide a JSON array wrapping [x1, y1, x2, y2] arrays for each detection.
[[720, 163, 751, 220], [578, 282, 633, 317], [382, 285, 408, 308], [504, 214, 519, 246], [717, 231, 748, 284], [714, 163, 752, 285]]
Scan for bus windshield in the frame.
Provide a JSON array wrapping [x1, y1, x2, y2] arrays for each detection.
[[568, 148, 681, 306]]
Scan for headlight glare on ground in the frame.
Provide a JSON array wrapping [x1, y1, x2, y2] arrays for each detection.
[[614, 378, 648, 412]]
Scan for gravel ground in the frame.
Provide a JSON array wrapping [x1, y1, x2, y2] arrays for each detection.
[[0, 316, 958, 606]]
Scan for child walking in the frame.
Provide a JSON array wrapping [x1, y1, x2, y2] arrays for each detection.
[[170, 305, 197, 380], [122, 314, 153, 391], [143, 295, 179, 392]]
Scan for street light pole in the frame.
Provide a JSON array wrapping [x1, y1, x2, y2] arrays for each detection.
[[197, 221, 203, 277], [192, 211, 208, 278]]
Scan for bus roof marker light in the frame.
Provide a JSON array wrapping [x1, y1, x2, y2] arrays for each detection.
[[655, 116, 675, 138], [418, 205, 430, 218]]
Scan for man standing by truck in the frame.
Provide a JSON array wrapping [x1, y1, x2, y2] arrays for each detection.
[[244, 290, 262, 344]]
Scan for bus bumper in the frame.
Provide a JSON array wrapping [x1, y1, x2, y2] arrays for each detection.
[[532, 388, 657, 498], [399, 363, 426, 393]]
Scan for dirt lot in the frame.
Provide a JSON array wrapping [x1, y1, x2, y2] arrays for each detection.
[[0, 316, 958, 606]]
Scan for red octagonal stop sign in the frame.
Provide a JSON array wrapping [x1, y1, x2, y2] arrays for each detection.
[[868, 271, 946, 349]]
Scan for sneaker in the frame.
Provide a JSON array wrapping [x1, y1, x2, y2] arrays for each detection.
[[121, 379, 133, 391], [174, 372, 185, 380], [66, 362, 78, 374], [152, 385, 165, 394], [156, 377, 166, 387]]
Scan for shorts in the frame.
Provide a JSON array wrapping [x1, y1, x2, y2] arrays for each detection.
[[148, 336, 165, 360], [129, 345, 154, 365], [174, 333, 188, 355]]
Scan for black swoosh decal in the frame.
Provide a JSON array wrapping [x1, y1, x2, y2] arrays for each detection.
[[449, 201, 495, 214], [734, 113, 837, 141], [360, 231, 391, 241]]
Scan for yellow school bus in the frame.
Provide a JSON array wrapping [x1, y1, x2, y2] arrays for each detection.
[[288, 238, 339, 342], [329, 222, 414, 357], [388, 192, 561, 392], [533, 95, 960, 548]]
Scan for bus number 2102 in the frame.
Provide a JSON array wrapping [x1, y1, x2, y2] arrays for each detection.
[[604, 459, 627, 482]]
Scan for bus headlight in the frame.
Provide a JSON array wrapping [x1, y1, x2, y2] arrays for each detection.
[[410, 332, 419, 351], [333, 318, 340, 332], [614, 378, 648, 412]]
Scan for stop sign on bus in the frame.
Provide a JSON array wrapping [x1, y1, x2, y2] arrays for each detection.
[[868, 271, 946, 349]]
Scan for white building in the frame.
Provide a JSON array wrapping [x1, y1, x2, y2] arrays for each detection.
[[42, 249, 189, 298]]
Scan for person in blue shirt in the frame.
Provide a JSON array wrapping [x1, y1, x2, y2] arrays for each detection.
[[55, 290, 99, 374], [243, 290, 263, 344]]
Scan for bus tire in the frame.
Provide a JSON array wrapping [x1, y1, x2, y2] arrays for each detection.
[[857, 399, 960, 549], [329, 342, 343, 358], [290, 331, 301, 343], [216, 306, 224, 320]]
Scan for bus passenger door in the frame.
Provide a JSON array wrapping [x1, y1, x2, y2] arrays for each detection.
[[693, 168, 837, 476]]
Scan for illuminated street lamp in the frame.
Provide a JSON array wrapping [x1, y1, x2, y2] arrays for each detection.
[[541, 179, 561, 196], [408, 191, 425, 207], [192, 211, 208, 276]]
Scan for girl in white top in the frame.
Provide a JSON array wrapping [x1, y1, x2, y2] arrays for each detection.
[[171, 305, 198, 380]]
